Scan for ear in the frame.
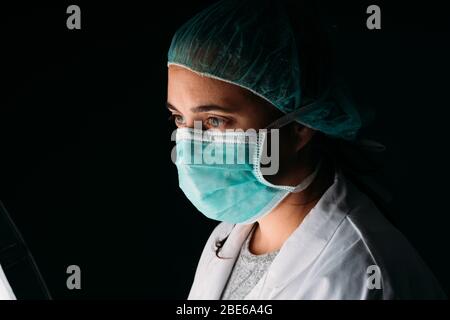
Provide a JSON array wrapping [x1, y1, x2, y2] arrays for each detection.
[[292, 123, 316, 152]]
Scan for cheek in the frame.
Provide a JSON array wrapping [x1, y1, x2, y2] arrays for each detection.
[[233, 102, 284, 130], [233, 112, 276, 130], [259, 128, 298, 182], [230, 117, 261, 130], [275, 128, 299, 169]]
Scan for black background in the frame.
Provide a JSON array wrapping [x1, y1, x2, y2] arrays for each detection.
[[1, 0, 449, 299]]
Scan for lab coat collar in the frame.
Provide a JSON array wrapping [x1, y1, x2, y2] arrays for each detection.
[[199, 170, 350, 299], [261, 170, 349, 296], [198, 222, 254, 299]]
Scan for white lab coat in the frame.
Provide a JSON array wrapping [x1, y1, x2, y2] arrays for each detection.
[[188, 170, 446, 300], [0, 263, 16, 300]]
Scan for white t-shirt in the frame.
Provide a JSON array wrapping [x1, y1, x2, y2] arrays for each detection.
[[0, 263, 16, 300]]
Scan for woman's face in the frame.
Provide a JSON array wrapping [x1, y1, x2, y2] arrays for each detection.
[[167, 65, 283, 131], [167, 65, 315, 186]]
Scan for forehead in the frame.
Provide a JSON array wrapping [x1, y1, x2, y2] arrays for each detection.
[[168, 65, 253, 104], [167, 65, 280, 120]]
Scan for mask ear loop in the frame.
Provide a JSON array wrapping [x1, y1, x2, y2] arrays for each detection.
[[290, 160, 322, 193], [265, 100, 317, 130], [265, 88, 331, 130], [261, 95, 330, 193]]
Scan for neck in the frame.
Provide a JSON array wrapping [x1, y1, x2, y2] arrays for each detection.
[[249, 157, 334, 255]]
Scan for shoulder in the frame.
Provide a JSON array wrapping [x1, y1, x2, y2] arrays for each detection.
[[319, 174, 446, 299]]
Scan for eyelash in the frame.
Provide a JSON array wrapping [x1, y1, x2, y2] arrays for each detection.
[[168, 114, 228, 128], [168, 114, 182, 123]]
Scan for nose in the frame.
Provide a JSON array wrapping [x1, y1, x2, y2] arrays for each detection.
[[182, 116, 204, 130]]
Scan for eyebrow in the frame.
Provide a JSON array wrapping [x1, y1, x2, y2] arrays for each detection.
[[166, 102, 235, 114]]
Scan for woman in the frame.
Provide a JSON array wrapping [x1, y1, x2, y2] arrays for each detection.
[[166, 0, 445, 299]]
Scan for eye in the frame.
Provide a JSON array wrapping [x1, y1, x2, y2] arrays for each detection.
[[205, 117, 225, 128], [168, 114, 186, 126]]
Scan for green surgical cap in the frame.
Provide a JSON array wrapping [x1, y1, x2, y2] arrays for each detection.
[[167, 0, 364, 140]]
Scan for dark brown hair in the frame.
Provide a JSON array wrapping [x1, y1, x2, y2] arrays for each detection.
[[214, 235, 232, 259]]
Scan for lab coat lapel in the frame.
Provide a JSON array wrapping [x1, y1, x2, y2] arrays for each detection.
[[199, 223, 255, 299]]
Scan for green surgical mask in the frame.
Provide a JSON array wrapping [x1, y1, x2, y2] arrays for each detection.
[[173, 105, 322, 225]]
